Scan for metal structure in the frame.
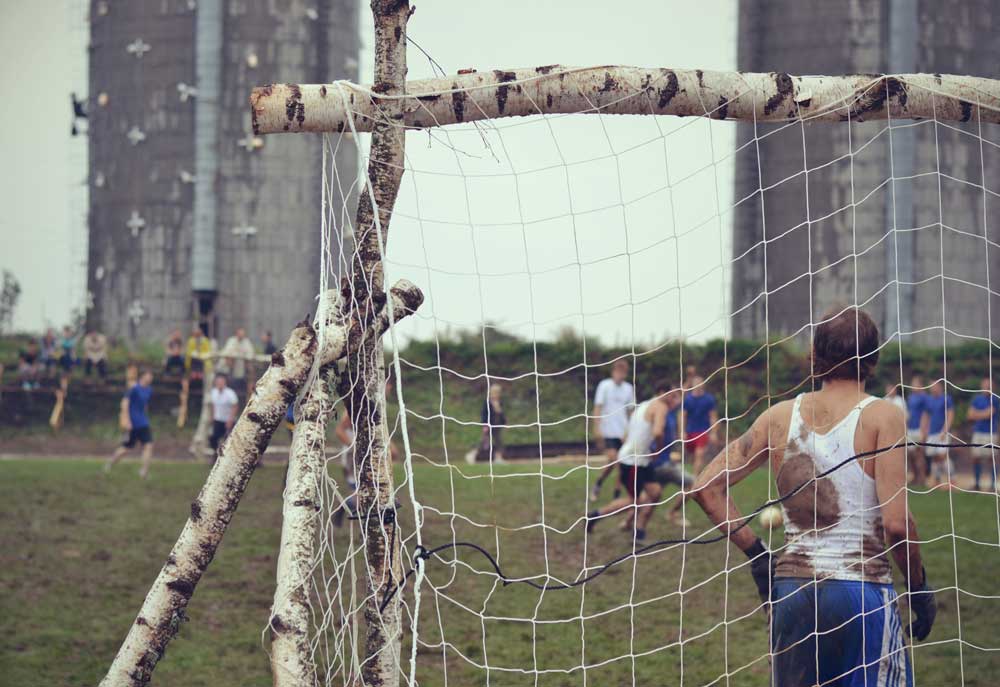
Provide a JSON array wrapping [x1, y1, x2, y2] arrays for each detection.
[[731, 0, 1000, 343], [86, 0, 359, 341]]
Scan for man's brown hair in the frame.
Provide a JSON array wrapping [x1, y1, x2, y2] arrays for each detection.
[[812, 306, 880, 382]]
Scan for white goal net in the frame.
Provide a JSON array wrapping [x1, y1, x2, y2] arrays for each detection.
[[289, 69, 1000, 687]]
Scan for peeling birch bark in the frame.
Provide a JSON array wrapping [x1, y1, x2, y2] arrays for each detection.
[[341, 2, 411, 686], [269, 364, 335, 687], [251, 67, 1000, 135], [100, 282, 423, 687]]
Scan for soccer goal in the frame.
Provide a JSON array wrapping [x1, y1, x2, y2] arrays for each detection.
[[100, 3, 1000, 686]]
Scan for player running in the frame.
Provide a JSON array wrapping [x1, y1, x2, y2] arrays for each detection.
[[692, 306, 936, 687], [587, 379, 672, 541], [904, 374, 928, 486], [966, 377, 998, 492], [105, 369, 156, 479], [622, 387, 693, 532], [683, 376, 718, 475], [921, 379, 954, 489], [590, 359, 635, 502]]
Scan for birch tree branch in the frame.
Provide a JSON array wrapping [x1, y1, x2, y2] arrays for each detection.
[[100, 281, 422, 687], [345, 2, 410, 687], [250, 67, 1000, 135]]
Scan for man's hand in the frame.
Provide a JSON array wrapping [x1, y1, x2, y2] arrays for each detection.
[[907, 569, 937, 641], [744, 538, 775, 606]]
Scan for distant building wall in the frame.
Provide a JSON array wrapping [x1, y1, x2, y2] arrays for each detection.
[[87, 0, 359, 342], [732, 0, 1000, 346]]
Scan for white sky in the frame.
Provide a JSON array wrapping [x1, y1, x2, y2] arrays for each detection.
[[1, 0, 737, 344]]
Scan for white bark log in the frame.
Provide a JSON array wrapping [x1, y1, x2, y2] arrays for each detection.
[[100, 282, 423, 687], [344, 2, 410, 687], [250, 67, 1000, 135]]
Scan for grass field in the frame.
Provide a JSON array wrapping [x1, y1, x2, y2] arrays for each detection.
[[2, 457, 999, 686]]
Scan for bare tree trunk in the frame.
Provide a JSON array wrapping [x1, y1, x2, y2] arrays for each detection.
[[251, 68, 1000, 135], [100, 283, 423, 687], [343, 2, 410, 687], [270, 293, 344, 687]]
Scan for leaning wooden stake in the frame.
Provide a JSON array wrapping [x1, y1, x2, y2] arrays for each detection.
[[251, 68, 1000, 135], [100, 281, 423, 687], [270, 294, 344, 687]]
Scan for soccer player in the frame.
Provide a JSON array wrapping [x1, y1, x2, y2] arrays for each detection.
[[966, 377, 998, 492], [208, 373, 239, 455], [692, 306, 936, 686], [683, 376, 717, 475], [587, 378, 672, 541], [105, 369, 156, 479], [590, 359, 635, 502], [904, 374, 929, 486], [623, 387, 692, 531], [921, 379, 955, 489]]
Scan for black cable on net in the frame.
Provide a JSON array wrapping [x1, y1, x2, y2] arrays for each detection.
[[378, 440, 986, 613]]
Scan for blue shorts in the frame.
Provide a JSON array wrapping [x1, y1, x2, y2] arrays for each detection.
[[771, 578, 912, 687]]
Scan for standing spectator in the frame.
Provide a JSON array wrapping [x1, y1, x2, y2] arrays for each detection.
[[469, 383, 507, 464], [590, 359, 636, 501], [683, 376, 718, 475], [261, 330, 277, 356], [58, 326, 78, 373], [39, 329, 58, 377], [82, 330, 108, 378], [921, 379, 955, 489], [683, 364, 698, 390], [164, 329, 185, 375], [967, 377, 999, 492], [18, 340, 42, 389], [208, 373, 239, 456], [104, 369, 155, 479], [905, 374, 929, 486], [220, 327, 255, 398], [185, 326, 214, 382]]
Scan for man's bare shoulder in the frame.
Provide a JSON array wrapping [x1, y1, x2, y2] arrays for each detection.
[[863, 396, 906, 427], [755, 398, 796, 426]]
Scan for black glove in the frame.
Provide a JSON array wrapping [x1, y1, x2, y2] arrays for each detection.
[[907, 568, 937, 642], [744, 538, 775, 605]]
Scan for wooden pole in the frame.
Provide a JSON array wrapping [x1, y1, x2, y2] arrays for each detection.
[[251, 68, 1000, 135], [342, 2, 410, 686]]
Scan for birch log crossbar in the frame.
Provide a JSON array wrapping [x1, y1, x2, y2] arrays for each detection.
[[250, 68, 1000, 136], [100, 280, 422, 687]]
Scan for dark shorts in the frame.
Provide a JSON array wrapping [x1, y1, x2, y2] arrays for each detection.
[[619, 463, 654, 498], [210, 420, 229, 450], [651, 461, 694, 489], [771, 578, 912, 687], [603, 437, 623, 451], [123, 426, 153, 448]]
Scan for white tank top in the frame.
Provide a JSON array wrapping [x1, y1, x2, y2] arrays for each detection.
[[619, 400, 655, 467], [775, 394, 892, 584]]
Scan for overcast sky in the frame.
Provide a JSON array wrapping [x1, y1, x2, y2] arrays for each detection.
[[1, 0, 737, 345]]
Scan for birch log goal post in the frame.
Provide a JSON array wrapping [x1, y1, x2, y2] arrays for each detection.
[[99, 281, 423, 687], [250, 68, 1000, 135]]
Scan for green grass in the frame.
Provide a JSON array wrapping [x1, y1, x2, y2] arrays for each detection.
[[2, 458, 999, 685]]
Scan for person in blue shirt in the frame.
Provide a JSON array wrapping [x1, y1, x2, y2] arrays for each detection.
[[683, 376, 718, 474], [920, 379, 954, 489], [903, 375, 929, 486], [105, 369, 155, 479], [967, 377, 999, 492]]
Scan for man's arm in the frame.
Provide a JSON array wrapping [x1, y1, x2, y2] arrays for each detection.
[[650, 402, 668, 444], [944, 407, 954, 436], [691, 411, 771, 553], [872, 401, 936, 640], [919, 410, 930, 441], [708, 407, 720, 442], [872, 402, 924, 589]]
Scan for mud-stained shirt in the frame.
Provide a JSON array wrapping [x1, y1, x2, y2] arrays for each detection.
[[775, 394, 892, 584]]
